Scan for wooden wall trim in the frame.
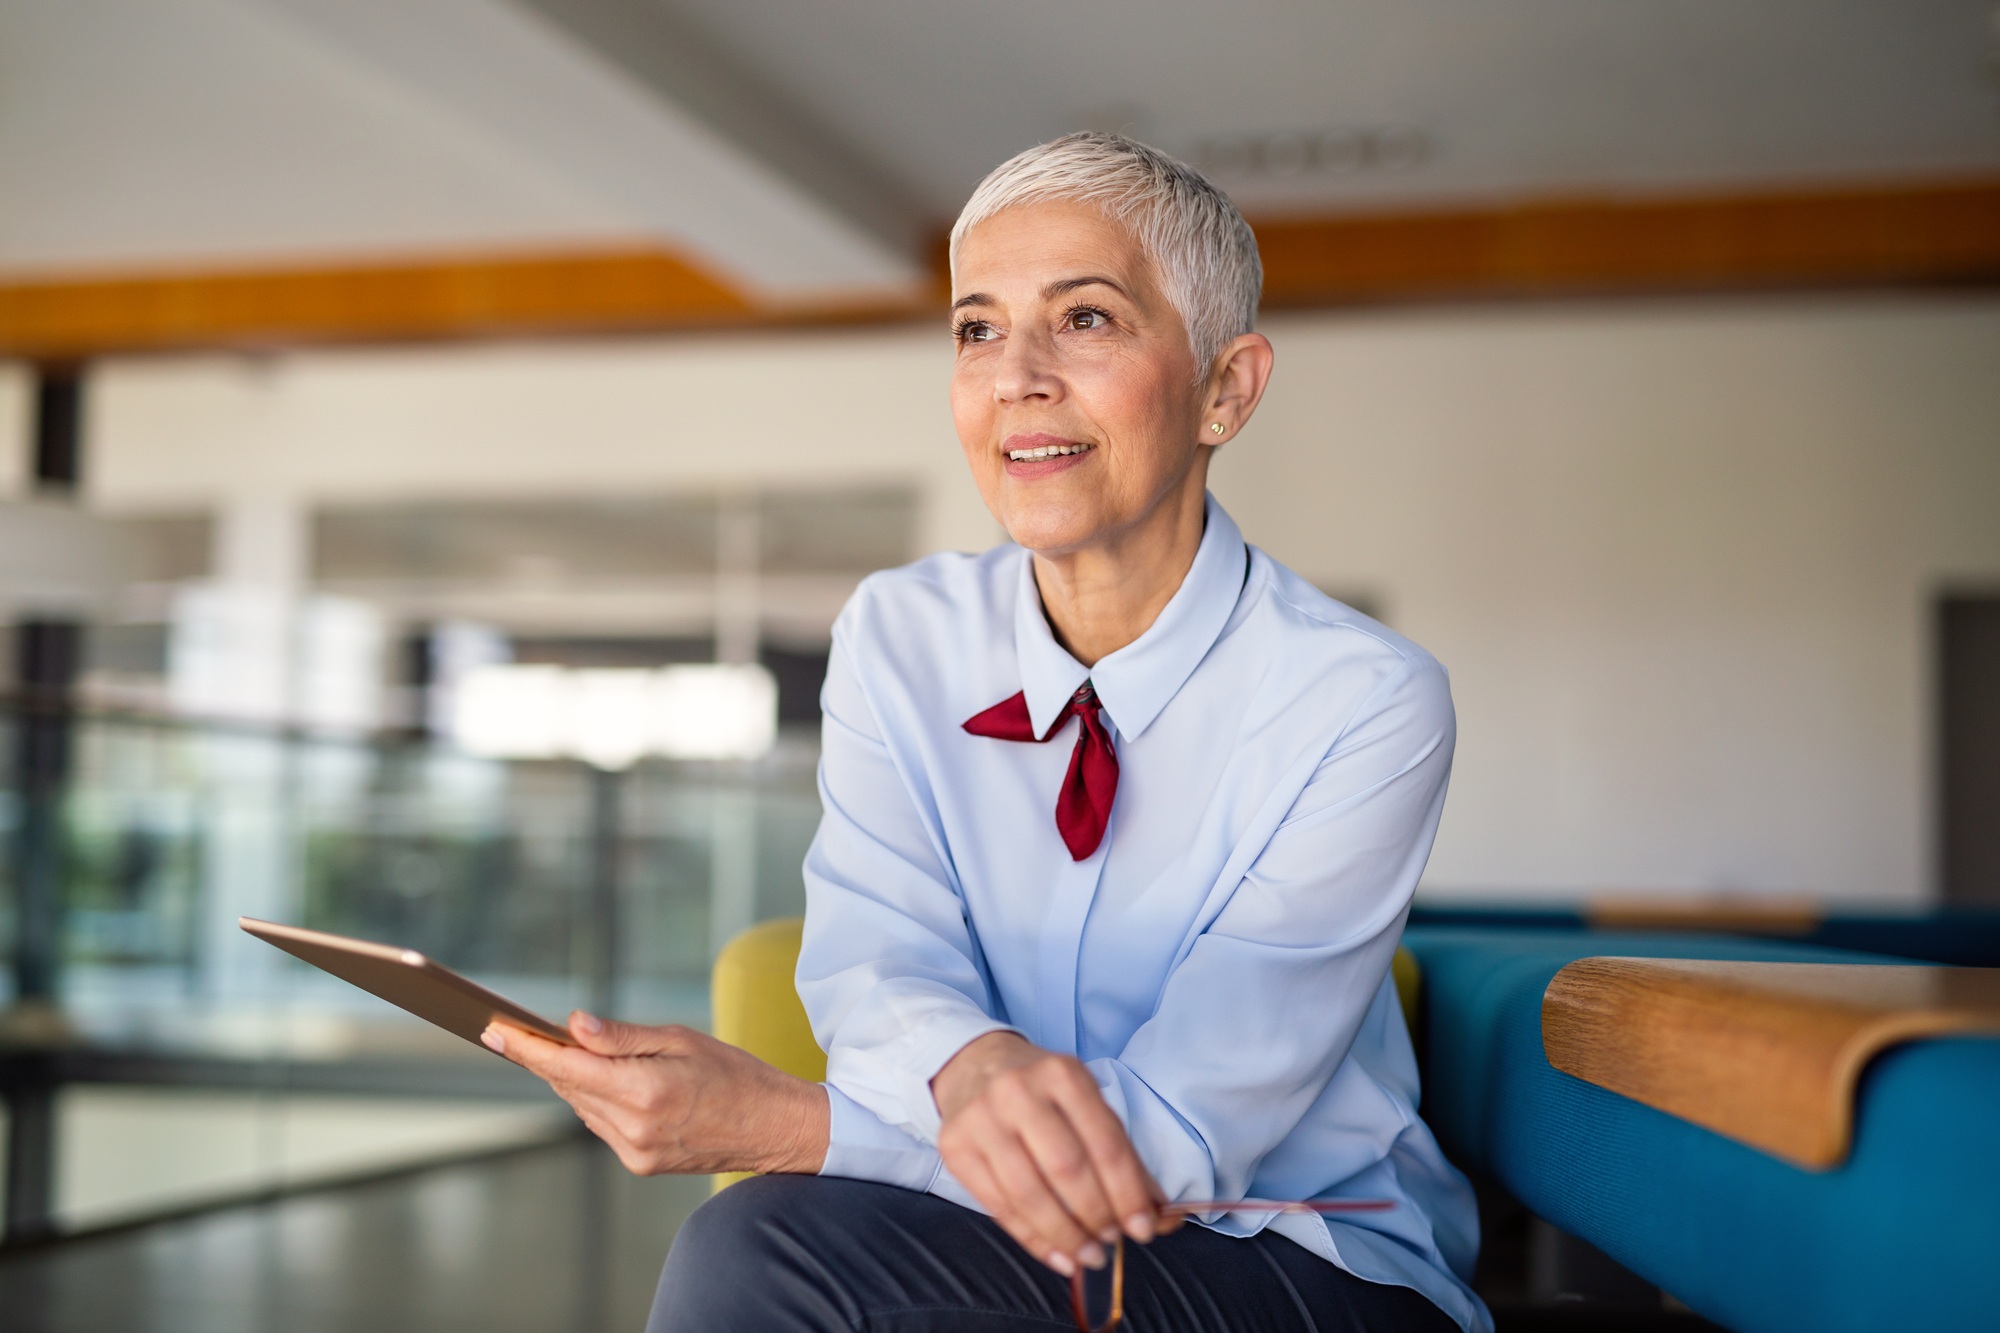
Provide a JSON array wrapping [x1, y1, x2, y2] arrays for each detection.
[[1541, 957, 2000, 1169], [0, 248, 761, 360], [1254, 177, 2000, 307], [4, 176, 1997, 358]]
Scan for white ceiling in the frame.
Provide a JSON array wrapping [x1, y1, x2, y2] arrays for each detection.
[[0, 0, 922, 295], [663, 0, 2000, 213], [2, 0, 1996, 297]]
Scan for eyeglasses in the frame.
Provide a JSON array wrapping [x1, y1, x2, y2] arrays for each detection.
[[1068, 1199, 1395, 1333]]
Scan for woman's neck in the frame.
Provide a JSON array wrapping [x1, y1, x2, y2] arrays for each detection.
[[1030, 482, 1208, 668]]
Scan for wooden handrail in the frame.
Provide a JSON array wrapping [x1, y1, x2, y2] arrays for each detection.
[[1542, 957, 2000, 1168]]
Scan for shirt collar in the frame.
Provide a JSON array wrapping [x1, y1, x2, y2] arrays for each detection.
[[1012, 493, 1248, 743]]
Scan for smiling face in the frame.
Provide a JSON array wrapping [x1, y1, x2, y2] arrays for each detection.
[[949, 200, 1214, 558]]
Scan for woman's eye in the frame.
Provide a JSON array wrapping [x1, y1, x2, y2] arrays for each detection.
[[1065, 308, 1108, 331], [955, 320, 995, 344]]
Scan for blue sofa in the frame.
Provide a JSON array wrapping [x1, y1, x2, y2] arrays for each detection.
[[1404, 927, 2000, 1333]]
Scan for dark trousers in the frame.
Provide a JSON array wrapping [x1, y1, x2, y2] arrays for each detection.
[[649, 1174, 1458, 1333]]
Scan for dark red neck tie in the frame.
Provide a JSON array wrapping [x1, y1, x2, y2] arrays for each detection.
[[963, 683, 1120, 861]]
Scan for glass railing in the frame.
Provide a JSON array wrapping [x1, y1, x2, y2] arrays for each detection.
[[8, 702, 822, 1039], [0, 700, 823, 1235]]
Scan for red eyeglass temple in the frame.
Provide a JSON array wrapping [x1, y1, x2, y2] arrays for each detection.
[[1067, 1199, 1395, 1333]]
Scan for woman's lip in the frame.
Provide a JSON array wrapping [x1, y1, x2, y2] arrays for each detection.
[[1003, 446, 1094, 480]]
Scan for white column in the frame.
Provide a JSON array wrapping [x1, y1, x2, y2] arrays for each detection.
[[714, 491, 760, 666], [214, 494, 308, 594], [0, 362, 31, 499], [180, 493, 312, 1002], [170, 495, 308, 724], [709, 492, 762, 956]]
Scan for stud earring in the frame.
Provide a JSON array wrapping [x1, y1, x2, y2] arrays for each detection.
[[1209, 422, 1225, 436]]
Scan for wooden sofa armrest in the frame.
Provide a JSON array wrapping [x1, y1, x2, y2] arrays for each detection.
[[1542, 957, 2000, 1168]]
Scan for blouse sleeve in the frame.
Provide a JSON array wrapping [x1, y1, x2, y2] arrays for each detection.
[[795, 599, 1021, 1183]]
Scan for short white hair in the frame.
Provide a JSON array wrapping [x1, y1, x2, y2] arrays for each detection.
[[948, 132, 1263, 380]]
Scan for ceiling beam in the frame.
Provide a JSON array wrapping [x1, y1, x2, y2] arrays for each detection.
[[0, 249, 761, 359], [4, 177, 1996, 359], [1255, 177, 2000, 307]]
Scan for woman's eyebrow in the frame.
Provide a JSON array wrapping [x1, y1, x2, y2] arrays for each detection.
[[1043, 275, 1128, 301], [949, 293, 994, 313]]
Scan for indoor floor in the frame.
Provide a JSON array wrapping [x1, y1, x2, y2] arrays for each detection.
[[0, 1138, 1725, 1333], [0, 1138, 706, 1333]]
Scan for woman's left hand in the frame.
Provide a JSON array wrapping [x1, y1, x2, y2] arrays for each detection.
[[932, 1031, 1178, 1277], [483, 1013, 829, 1177]]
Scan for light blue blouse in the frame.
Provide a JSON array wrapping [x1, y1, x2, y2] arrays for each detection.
[[798, 495, 1489, 1332]]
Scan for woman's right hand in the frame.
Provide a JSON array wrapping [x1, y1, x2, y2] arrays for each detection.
[[931, 1031, 1181, 1277], [484, 1012, 828, 1178]]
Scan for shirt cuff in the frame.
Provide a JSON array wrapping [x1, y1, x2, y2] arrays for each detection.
[[819, 1084, 943, 1193], [827, 1009, 1022, 1141], [900, 1012, 1024, 1138]]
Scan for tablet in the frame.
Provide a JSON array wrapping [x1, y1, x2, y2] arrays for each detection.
[[239, 917, 578, 1049]]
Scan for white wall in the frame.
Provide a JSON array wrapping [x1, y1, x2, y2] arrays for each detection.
[[1219, 298, 2000, 904], [74, 294, 2000, 903], [81, 328, 999, 556]]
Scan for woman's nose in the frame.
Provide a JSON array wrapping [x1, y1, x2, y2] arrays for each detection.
[[994, 328, 1062, 403]]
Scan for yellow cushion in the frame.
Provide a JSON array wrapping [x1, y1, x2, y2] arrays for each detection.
[[1393, 944, 1421, 1034], [713, 917, 827, 1081], [711, 917, 825, 1190]]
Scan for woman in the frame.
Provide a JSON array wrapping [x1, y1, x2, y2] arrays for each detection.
[[486, 133, 1487, 1333]]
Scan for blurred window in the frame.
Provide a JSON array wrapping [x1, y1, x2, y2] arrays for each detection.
[[760, 642, 831, 726], [114, 513, 214, 584], [311, 488, 917, 584], [313, 498, 720, 582], [758, 488, 916, 574], [1941, 595, 2000, 905]]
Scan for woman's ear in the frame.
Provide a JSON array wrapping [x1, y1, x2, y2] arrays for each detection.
[[1200, 333, 1275, 445]]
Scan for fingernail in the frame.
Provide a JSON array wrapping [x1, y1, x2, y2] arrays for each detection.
[[1047, 1252, 1076, 1277], [1078, 1242, 1106, 1270], [1125, 1212, 1155, 1243], [480, 1026, 506, 1054], [574, 1012, 604, 1035], [1098, 1227, 1121, 1245]]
